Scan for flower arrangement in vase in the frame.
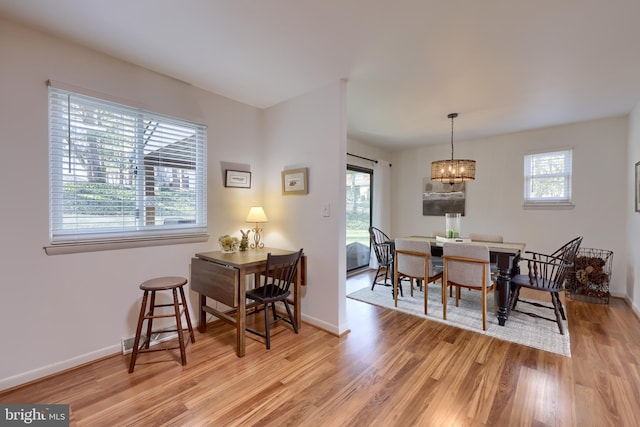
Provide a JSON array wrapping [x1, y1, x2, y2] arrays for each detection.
[[218, 234, 239, 253]]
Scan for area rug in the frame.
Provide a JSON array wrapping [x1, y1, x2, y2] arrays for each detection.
[[347, 282, 571, 357]]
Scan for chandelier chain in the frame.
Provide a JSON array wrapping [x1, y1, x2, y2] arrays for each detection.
[[450, 114, 455, 160]]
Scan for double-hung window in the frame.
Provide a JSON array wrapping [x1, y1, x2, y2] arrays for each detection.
[[523, 149, 573, 208], [47, 82, 207, 254]]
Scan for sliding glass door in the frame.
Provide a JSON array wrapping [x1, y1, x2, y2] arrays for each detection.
[[346, 166, 372, 272]]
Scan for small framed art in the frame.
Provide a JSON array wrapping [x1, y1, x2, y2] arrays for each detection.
[[281, 168, 308, 195], [225, 170, 251, 188]]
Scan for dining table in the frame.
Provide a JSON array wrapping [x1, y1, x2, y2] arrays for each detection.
[[407, 236, 526, 326], [190, 247, 305, 357]]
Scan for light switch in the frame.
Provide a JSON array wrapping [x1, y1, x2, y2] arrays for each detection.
[[322, 203, 331, 217]]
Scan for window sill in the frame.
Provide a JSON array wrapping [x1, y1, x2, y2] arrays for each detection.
[[522, 202, 575, 210], [44, 233, 209, 255]]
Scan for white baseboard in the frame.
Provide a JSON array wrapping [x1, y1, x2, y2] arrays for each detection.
[[301, 313, 349, 336], [0, 345, 120, 392], [2, 315, 346, 392]]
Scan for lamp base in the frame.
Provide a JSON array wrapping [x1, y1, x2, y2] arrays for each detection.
[[250, 225, 264, 249]]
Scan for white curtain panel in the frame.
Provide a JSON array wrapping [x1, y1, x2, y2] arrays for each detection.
[[370, 160, 392, 268]]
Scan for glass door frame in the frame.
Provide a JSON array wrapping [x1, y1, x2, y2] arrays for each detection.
[[346, 164, 373, 272]]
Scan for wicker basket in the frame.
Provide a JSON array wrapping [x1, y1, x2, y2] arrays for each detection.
[[565, 248, 613, 304]]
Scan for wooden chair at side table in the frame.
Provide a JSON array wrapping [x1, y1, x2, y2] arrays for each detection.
[[246, 249, 303, 350], [443, 243, 495, 331], [394, 238, 443, 314], [129, 276, 195, 373]]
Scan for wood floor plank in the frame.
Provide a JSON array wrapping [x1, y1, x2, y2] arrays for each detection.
[[2, 271, 640, 426]]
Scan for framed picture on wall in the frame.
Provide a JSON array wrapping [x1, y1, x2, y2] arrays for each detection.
[[281, 168, 308, 195], [225, 170, 251, 188], [422, 179, 466, 216], [636, 162, 640, 212]]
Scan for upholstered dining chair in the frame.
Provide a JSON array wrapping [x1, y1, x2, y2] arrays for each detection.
[[393, 238, 443, 314], [509, 236, 583, 335], [442, 243, 495, 330], [245, 249, 303, 349], [468, 233, 504, 277], [369, 226, 395, 292]]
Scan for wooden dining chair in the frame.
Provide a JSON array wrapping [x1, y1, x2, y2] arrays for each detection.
[[509, 236, 583, 335], [442, 243, 495, 330], [245, 249, 303, 349], [369, 226, 395, 292], [393, 238, 443, 314]]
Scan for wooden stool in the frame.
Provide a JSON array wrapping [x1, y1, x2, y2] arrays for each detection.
[[128, 276, 195, 373]]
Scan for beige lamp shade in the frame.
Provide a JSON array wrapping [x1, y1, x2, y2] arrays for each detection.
[[246, 206, 268, 223]]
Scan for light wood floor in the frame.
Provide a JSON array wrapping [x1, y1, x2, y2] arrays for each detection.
[[2, 271, 640, 426]]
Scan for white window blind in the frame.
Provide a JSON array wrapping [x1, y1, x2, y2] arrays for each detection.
[[48, 84, 207, 251], [524, 149, 572, 207]]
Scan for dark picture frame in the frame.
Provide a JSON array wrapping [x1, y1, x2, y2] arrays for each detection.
[[224, 170, 251, 188]]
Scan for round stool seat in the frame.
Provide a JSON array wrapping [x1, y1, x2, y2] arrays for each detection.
[[140, 276, 187, 291], [129, 276, 194, 373]]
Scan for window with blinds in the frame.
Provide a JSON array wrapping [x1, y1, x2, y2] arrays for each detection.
[[48, 83, 207, 252], [524, 149, 573, 207]]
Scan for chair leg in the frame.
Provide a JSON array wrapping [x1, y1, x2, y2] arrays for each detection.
[[371, 266, 382, 290], [264, 303, 271, 350], [508, 285, 521, 312], [283, 300, 298, 333], [144, 291, 156, 349], [129, 290, 149, 373], [172, 288, 187, 366], [178, 286, 196, 344], [423, 280, 428, 314], [481, 288, 487, 331], [552, 292, 566, 320], [551, 293, 565, 335], [442, 281, 447, 320]]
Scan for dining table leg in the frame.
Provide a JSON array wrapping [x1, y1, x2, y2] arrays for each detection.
[[495, 253, 518, 326], [198, 294, 207, 333]]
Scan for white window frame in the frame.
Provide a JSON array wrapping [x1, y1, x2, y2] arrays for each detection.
[[523, 148, 574, 209], [46, 81, 208, 254]]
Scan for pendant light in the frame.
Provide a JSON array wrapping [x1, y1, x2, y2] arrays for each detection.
[[431, 113, 476, 183]]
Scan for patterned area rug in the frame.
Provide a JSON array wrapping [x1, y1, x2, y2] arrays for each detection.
[[347, 281, 571, 357]]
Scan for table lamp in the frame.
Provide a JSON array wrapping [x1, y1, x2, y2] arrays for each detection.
[[246, 206, 268, 249]]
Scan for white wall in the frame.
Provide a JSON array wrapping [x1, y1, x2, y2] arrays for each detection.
[[347, 138, 393, 169], [0, 18, 266, 390], [627, 103, 640, 314], [263, 81, 348, 334], [390, 117, 628, 297]]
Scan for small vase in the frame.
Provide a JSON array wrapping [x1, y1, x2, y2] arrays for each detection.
[[445, 213, 461, 238], [218, 241, 239, 253]]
